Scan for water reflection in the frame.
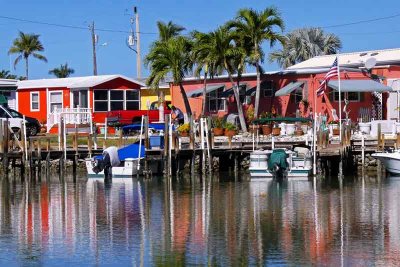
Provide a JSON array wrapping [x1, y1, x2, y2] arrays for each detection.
[[0, 174, 400, 266]]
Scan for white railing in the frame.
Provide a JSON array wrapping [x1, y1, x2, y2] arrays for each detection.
[[47, 107, 92, 132]]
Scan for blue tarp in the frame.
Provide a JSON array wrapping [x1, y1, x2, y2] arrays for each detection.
[[123, 123, 174, 132], [118, 143, 145, 160]]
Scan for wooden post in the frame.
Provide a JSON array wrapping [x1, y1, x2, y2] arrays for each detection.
[[189, 118, 195, 175], [164, 114, 170, 175], [144, 116, 149, 149], [88, 134, 93, 158], [3, 120, 9, 176], [397, 133, 400, 149], [377, 123, 381, 151], [361, 135, 365, 167]]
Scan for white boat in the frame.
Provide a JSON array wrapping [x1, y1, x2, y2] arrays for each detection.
[[372, 150, 400, 174], [249, 147, 312, 180]]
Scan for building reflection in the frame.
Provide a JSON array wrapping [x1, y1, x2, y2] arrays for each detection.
[[0, 174, 399, 265]]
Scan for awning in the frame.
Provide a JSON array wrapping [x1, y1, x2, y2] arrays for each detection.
[[328, 80, 393, 92], [0, 95, 7, 104], [275, 81, 305, 97], [220, 83, 247, 98], [187, 84, 225, 98]]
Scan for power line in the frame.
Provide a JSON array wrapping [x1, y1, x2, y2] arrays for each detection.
[[319, 13, 400, 29], [0, 15, 157, 34]]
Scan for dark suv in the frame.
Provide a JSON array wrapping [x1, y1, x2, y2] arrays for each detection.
[[0, 106, 41, 136]]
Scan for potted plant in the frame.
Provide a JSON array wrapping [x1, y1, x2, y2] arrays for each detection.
[[212, 116, 224, 136], [224, 122, 237, 137], [246, 105, 259, 134], [260, 112, 272, 135], [300, 99, 309, 115], [294, 122, 304, 136], [40, 119, 47, 133], [177, 123, 190, 137], [328, 120, 340, 135], [272, 122, 281, 136]]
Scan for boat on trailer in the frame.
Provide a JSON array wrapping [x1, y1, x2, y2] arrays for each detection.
[[372, 150, 400, 175], [249, 147, 312, 180]]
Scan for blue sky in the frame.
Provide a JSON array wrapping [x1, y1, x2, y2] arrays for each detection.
[[1, 0, 400, 79]]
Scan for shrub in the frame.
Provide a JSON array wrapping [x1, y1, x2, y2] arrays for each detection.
[[211, 116, 224, 128], [223, 122, 237, 131], [177, 123, 190, 133]]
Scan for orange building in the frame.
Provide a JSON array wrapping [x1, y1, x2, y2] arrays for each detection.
[[17, 75, 144, 132], [170, 48, 400, 123]]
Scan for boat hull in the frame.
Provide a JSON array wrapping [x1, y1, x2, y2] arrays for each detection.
[[85, 158, 161, 178], [372, 152, 400, 174]]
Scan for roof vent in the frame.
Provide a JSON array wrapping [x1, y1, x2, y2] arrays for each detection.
[[360, 52, 368, 56], [371, 52, 379, 56]]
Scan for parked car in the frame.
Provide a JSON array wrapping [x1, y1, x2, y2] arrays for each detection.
[[106, 101, 172, 127], [0, 105, 41, 136]]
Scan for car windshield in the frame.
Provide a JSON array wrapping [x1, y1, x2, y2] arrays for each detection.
[[5, 108, 22, 118]]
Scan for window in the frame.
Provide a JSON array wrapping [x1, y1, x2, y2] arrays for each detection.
[[126, 90, 140, 110], [208, 87, 225, 112], [31, 92, 39, 111], [333, 92, 360, 102], [110, 90, 124, 111], [94, 90, 108, 111], [93, 89, 140, 112], [262, 81, 274, 97], [239, 85, 247, 103], [49, 92, 63, 112]]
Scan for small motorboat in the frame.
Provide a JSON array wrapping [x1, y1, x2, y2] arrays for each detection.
[[86, 143, 146, 178], [249, 147, 312, 180], [372, 150, 400, 174]]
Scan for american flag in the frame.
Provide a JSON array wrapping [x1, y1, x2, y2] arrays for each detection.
[[316, 57, 338, 97]]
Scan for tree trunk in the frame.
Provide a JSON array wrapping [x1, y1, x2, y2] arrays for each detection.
[[201, 72, 208, 116], [228, 74, 247, 132], [25, 57, 29, 80], [179, 82, 192, 119], [254, 60, 261, 118]]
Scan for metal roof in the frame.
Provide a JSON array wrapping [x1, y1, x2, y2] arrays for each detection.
[[0, 79, 18, 89], [17, 75, 146, 89], [288, 48, 400, 70], [275, 81, 305, 97], [328, 79, 393, 92]]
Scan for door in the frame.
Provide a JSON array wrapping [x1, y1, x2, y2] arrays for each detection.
[[72, 90, 88, 108]]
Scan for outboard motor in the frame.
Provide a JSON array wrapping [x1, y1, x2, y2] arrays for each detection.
[[91, 146, 121, 177], [268, 149, 288, 180]]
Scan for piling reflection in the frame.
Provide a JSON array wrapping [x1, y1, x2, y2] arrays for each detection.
[[0, 174, 399, 266]]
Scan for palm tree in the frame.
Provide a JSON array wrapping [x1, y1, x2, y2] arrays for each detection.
[[49, 63, 75, 78], [228, 7, 285, 118], [208, 26, 247, 132], [145, 36, 193, 117], [191, 31, 220, 116], [156, 21, 185, 43], [8, 31, 47, 79], [0, 70, 17, 79], [269, 27, 341, 68]]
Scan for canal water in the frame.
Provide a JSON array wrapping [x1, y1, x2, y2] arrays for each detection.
[[0, 173, 399, 266]]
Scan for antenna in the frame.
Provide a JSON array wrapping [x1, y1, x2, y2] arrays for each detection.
[[365, 57, 377, 70]]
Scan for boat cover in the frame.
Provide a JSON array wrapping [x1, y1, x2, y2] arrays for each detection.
[[122, 123, 175, 132], [118, 143, 145, 160], [268, 149, 288, 171]]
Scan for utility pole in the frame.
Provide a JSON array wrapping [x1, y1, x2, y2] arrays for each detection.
[[135, 7, 141, 78], [127, 6, 141, 78], [90, 21, 98, 76]]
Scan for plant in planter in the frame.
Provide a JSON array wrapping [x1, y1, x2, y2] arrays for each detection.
[[211, 116, 224, 136], [300, 99, 309, 115], [224, 122, 237, 137], [246, 105, 259, 134], [328, 120, 340, 135], [177, 123, 190, 137], [40, 119, 47, 133], [272, 122, 281, 136], [260, 111, 273, 135]]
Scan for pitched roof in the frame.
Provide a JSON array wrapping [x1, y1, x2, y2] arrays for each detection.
[[17, 74, 146, 89], [287, 48, 400, 70]]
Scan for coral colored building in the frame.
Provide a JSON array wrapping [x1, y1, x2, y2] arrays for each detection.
[[170, 48, 400, 123], [17, 75, 145, 131]]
